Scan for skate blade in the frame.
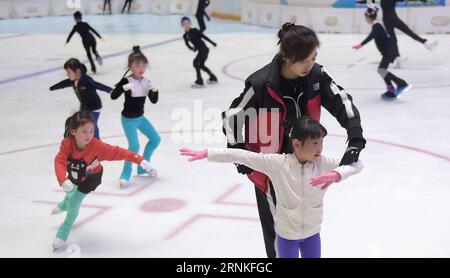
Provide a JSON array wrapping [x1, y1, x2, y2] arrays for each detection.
[[395, 84, 412, 98], [191, 84, 205, 89]]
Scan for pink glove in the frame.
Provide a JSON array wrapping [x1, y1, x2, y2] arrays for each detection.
[[310, 171, 341, 190], [352, 44, 363, 50], [179, 148, 208, 162]]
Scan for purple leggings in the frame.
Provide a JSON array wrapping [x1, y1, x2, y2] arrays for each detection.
[[277, 233, 321, 258]]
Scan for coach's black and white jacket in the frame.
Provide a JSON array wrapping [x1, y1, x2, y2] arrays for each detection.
[[222, 54, 365, 192]]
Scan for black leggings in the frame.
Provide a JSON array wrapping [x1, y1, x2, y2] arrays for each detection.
[[103, 0, 111, 12], [196, 12, 206, 33], [383, 15, 426, 57], [83, 38, 100, 72], [121, 0, 133, 13], [193, 49, 214, 83], [378, 49, 406, 87]]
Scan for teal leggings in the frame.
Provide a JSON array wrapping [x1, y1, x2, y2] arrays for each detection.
[[120, 115, 161, 181], [56, 187, 86, 241]]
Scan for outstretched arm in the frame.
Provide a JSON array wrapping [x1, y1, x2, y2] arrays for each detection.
[[66, 26, 76, 43], [97, 141, 143, 163], [96, 140, 155, 173], [88, 23, 102, 39], [49, 79, 72, 91], [310, 159, 364, 190], [81, 75, 112, 93], [355, 28, 375, 49], [201, 33, 217, 47], [180, 148, 276, 176]]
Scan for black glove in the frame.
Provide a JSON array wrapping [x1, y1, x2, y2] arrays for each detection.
[[339, 138, 366, 166], [149, 90, 158, 104], [115, 78, 128, 88]]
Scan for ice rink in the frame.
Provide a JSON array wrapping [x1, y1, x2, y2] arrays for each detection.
[[0, 14, 449, 258]]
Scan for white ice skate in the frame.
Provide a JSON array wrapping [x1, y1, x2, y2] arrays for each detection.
[[52, 238, 66, 251], [146, 167, 158, 177], [424, 40, 439, 51], [393, 57, 402, 68], [395, 84, 412, 98], [96, 56, 103, 66], [119, 179, 129, 189], [51, 206, 63, 215], [137, 168, 158, 178]]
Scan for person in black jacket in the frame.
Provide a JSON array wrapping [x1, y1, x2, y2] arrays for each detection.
[[49, 58, 112, 139], [196, 0, 211, 33], [353, 7, 409, 99], [181, 16, 218, 88], [357, 0, 438, 67], [111, 46, 160, 189], [222, 23, 366, 258], [66, 11, 103, 73]]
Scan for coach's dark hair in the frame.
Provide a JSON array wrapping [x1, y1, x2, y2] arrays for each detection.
[[277, 22, 320, 63]]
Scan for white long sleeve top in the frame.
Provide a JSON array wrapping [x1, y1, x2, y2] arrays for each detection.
[[207, 148, 363, 240]]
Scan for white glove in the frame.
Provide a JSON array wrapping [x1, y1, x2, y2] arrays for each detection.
[[142, 79, 158, 92], [123, 83, 133, 91], [61, 180, 74, 192], [139, 160, 154, 173], [148, 81, 158, 93]]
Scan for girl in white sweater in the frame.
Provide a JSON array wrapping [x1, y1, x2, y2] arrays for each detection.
[[180, 116, 363, 258]]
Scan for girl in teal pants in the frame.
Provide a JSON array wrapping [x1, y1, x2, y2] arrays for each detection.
[[111, 46, 161, 188], [120, 115, 160, 180]]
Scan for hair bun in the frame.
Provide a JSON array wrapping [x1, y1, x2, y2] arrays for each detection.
[[132, 46, 141, 52], [282, 22, 295, 32], [365, 7, 378, 16], [277, 22, 295, 43]]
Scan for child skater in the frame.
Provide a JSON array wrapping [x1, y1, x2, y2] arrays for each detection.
[[111, 46, 160, 188], [66, 11, 104, 73], [357, 0, 438, 68], [181, 16, 218, 88], [52, 111, 155, 251], [180, 116, 363, 258], [50, 58, 112, 139], [353, 7, 411, 100]]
